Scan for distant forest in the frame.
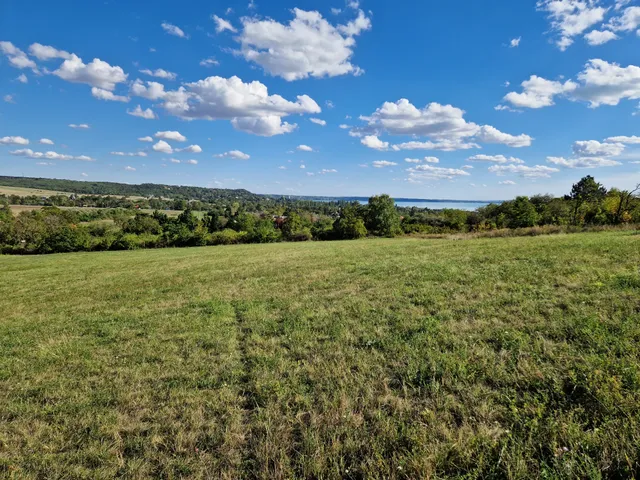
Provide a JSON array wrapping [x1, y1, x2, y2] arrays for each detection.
[[0, 175, 264, 203]]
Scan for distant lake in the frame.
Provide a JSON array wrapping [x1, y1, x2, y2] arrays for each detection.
[[395, 200, 491, 211], [281, 196, 499, 211]]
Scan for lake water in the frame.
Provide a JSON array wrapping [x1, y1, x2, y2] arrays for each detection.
[[395, 201, 492, 211]]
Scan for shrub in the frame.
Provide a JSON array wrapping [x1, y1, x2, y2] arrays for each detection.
[[38, 225, 90, 254], [250, 220, 282, 243], [209, 229, 247, 245], [123, 214, 162, 235]]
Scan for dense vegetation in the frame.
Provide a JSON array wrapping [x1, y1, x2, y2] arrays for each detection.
[[1, 231, 638, 478], [0, 175, 264, 203], [0, 175, 638, 254]]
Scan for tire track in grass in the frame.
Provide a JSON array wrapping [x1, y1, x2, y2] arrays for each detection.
[[232, 300, 261, 479]]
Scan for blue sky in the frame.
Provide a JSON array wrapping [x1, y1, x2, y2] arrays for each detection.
[[1, 0, 639, 200]]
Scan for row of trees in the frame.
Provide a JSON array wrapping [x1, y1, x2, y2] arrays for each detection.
[[0, 177, 638, 255]]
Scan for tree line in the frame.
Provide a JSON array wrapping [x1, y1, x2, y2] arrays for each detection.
[[0, 176, 638, 255]]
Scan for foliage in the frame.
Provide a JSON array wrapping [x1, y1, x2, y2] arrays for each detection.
[[366, 194, 402, 237], [122, 214, 162, 235], [334, 204, 368, 239], [0, 176, 638, 255]]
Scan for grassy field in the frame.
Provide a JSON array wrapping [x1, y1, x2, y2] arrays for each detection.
[[8, 205, 190, 218], [0, 184, 148, 201], [0, 185, 74, 198], [1, 232, 639, 479]]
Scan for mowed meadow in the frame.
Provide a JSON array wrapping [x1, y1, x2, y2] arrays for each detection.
[[1, 232, 639, 479]]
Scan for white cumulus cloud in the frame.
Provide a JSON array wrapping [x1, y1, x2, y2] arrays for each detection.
[[406, 164, 471, 182], [54, 54, 127, 91], [236, 8, 371, 81], [584, 29, 619, 45], [572, 139, 625, 156], [155, 130, 186, 142], [39, 138, 54, 145], [477, 125, 533, 147], [137, 75, 320, 136], [111, 151, 147, 157], [10, 148, 94, 161], [152, 140, 173, 154], [354, 99, 532, 150], [372, 160, 397, 168], [310, 118, 327, 126], [140, 68, 177, 80], [506, 59, 640, 109], [175, 144, 202, 153], [128, 105, 158, 119], [504, 76, 578, 108], [536, 0, 607, 50], [468, 154, 525, 164], [547, 156, 621, 168], [0, 41, 38, 71], [361, 135, 389, 150], [91, 87, 129, 102], [0, 136, 29, 145], [28, 43, 71, 60], [488, 164, 559, 178], [605, 135, 640, 144], [215, 150, 251, 160]]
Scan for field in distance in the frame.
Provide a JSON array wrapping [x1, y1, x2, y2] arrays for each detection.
[[0, 184, 149, 201], [0, 185, 74, 198], [1, 232, 639, 478], [7, 205, 190, 218]]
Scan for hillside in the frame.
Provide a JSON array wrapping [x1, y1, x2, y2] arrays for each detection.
[[0, 176, 263, 202], [1, 232, 639, 478]]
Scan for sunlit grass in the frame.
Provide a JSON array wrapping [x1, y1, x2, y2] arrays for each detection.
[[1, 231, 639, 478]]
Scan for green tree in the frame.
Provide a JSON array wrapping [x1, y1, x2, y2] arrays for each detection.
[[0, 205, 15, 245], [177, 209, 199, 230], [334, 205, 367, 239], [509, 196, 540, 228], [228, 212, 256, 232], [366, 195, 401, 237], [250, 219, 282, 243], [282, 212, 311, 241], [569, 176, 607, 225], [123, 214, 162, 235], [612, 184, 640, 224]]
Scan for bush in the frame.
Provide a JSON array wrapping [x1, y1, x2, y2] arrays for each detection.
[[334, 216, 367, 240], [123, 214, 162, 235], [38, 225, 90, 254], [209, 229, 247, 245]]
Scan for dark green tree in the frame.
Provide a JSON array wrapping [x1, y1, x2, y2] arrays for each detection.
[[569, 176, 607, 225], [366, 195, 401, 237], [509, 196, 540, 228], [123, 214, 162, 235], [334, 205, 367, 239], [281, 212, 307, 240]]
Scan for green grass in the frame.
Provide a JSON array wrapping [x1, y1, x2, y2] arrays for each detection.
[[0, 186, 74, 198], [1, 232, 639, 479], [8, 205, 200, 218]]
